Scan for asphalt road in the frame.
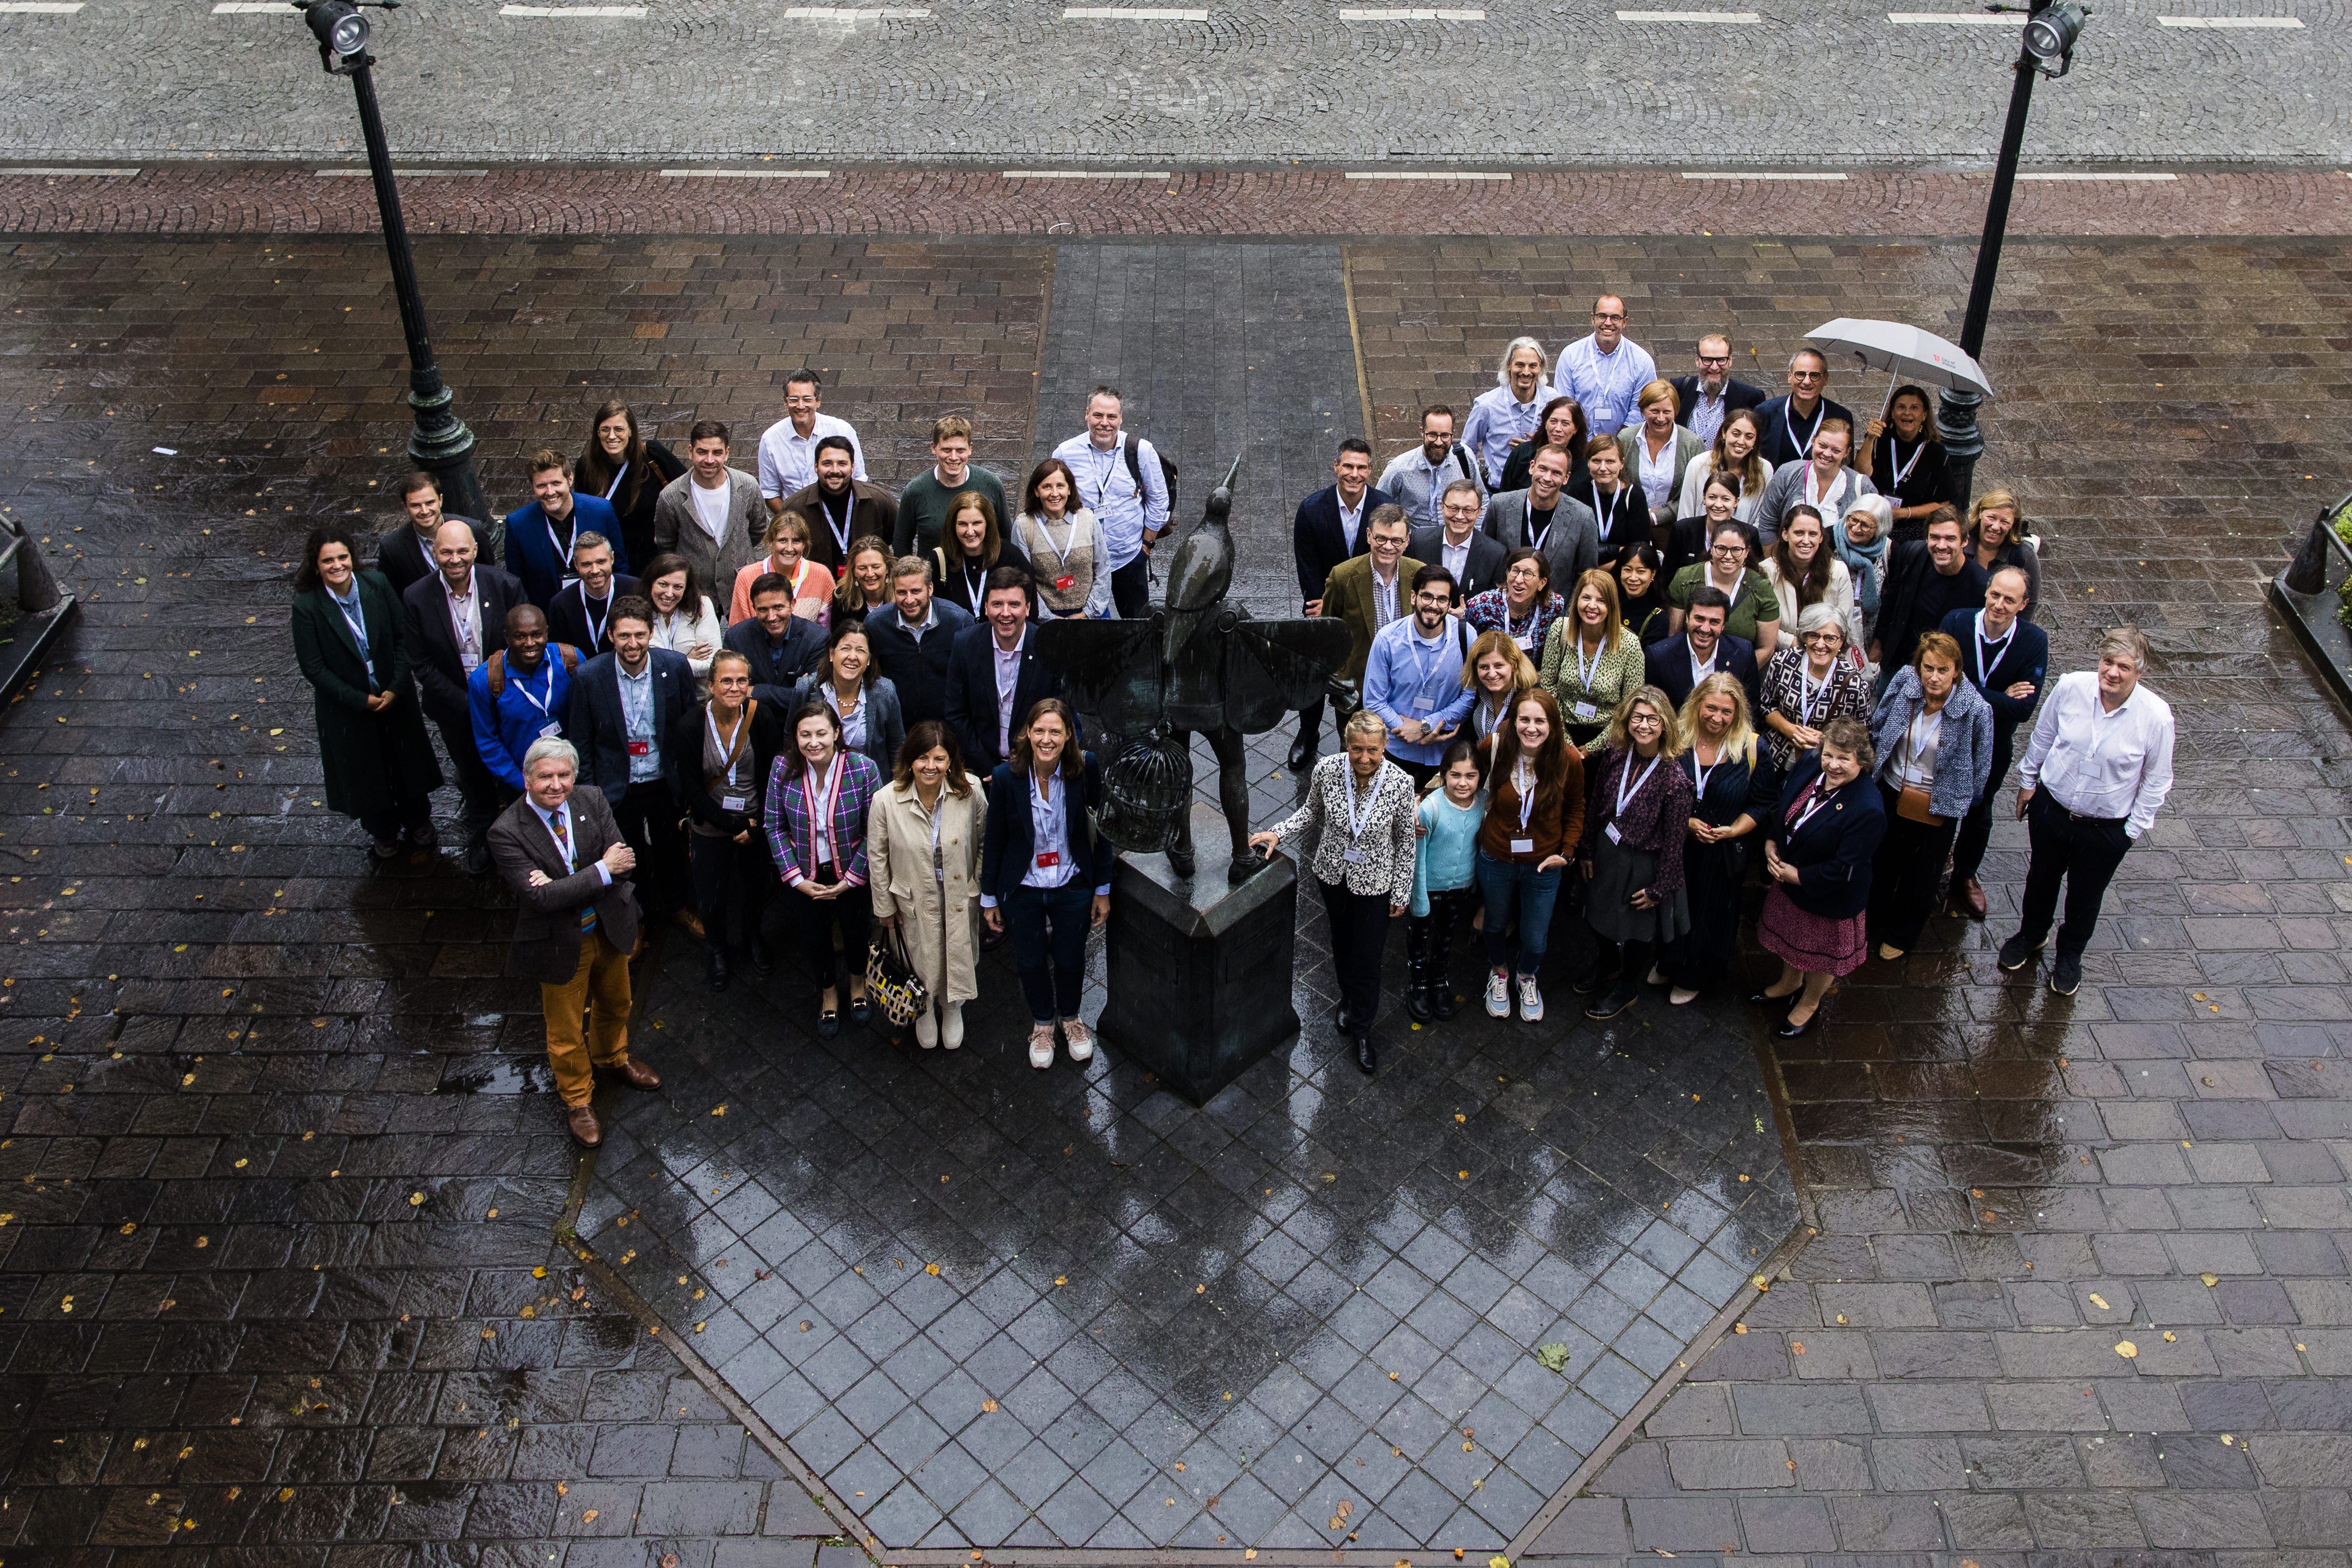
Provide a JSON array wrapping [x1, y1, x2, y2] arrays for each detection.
[[0, 0, 2345, 169]]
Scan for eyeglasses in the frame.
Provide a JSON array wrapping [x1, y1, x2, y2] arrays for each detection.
[[1710, 544, 1746, 556], [1592, 311, 1626, 322], [1790, 371, 1825, 383], [1697, 354, 1731, 366]]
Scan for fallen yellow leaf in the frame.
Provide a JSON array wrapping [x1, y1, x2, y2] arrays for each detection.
[[926, 1263, 941, 1275], [2115, 1341, 2139, 1358]]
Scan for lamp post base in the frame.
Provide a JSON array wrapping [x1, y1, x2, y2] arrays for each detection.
[[1936, 384, 1985, 512]]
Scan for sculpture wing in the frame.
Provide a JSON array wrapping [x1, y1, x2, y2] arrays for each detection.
[[1031, 616, 1166, 735], [1220, 616, 1355, 733]]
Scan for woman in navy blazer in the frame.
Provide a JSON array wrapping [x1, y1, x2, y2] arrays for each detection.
[[1752, 715, 1886, 1038], [980, 697, 1112, 1070]]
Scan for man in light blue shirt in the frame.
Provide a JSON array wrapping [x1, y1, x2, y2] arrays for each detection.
[[1378, 403, 1485, 528], [1462, 337, 1550, 489], [1050, 385, 1169, 619], [1363, 565, 1476, 786], [1553, 294, 1660, 438]]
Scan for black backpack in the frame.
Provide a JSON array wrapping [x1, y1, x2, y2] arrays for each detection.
[[1121, 434, 1178, 502]]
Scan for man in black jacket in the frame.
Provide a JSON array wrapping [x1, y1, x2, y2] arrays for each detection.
[[864, 556, 976, 729], [567, 598, 697, 932], [1668, 334, 1767, 448], [402, 517, 527, 874], [1409, 480, 1509, 607], [545, 533, 641, 658], [723, 573, 828, 708], [378, 471, 490, 598], [1644, 590, 1759, 712], [1753, 348, 1857, 468], [1871, 508, 1987, 686], [1938, 566, 2048, 918], [1288, 439, 1394, 769], [945, 566, 1065, 771]]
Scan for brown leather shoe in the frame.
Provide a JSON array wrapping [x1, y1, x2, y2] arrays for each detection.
[[671, 909, 706, 940], [567, 1105, 602, 1146], [1953, 876, 1988, 919], [613, 1059, 662, 1091]]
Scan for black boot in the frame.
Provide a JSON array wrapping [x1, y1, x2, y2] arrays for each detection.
[[1428, 903, 1461, 1019], [1353, 1032, 1378, 1075], [1404, 933, 1434, 1023], [1287, 723, 1317, 774], [747, 927, 774, 975], [706, 945, 731, 993]]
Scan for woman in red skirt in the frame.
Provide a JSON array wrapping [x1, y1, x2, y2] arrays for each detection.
[[1754, 715, 1886, 1037]]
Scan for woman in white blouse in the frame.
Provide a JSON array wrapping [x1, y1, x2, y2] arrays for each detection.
[[640, 553, 725, 679], [1617, 380, 1705, 529], [1676, 408, 1775, 526]]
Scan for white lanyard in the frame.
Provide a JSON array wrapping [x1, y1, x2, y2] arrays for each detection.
[[706, 705, 750, 788], [821, 494, 855, 560], [1797, 662, 1832, 727], [1031, 512, 1079, 571], [510, 660, 555, 719], [1974, 614, 2014, 685], [1691, 747, 1719, 800], [1886, 437, 1924, 491], [1785, 400, 1824, 458], [1085, 440, 1129, 509], [546, 513, 575, 573], [1342, 767, 1380, 842], [601, 462, 628, 502], [332, 591, 372, 667], [1506, 598, 1540, 644], [1907, 706, 1941, 772], [1790, 782, 1834, 835], [1514, 760, 1536, 832], [1616, 753, 1662, 819], [1591, 485, 1615, 540], [1574, 633, 1606, 694], [1528, 500, 1555, 552], [579, 591, 610, 650], [1404, 625, 1453, 702]]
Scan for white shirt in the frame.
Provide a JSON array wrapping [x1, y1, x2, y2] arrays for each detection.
[[755, 413, 866, 500], [1051, 431, 1169, 569], [690, 476, 731, 544], [2018, 670, 2176, 840], [992, 632, 1026, 758], [1336, 491, 1368, 553], [1439, 533, 1470, 586], [442, 569, 484, 675], [1553, 334, 1659, 437], [1634, 430, 1678, 509]]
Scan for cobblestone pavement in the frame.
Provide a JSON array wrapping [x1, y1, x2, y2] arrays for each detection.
[[12, 167, 2352, 240], [0, 0, 2348, 168], [0, 225, 2349, 1568]]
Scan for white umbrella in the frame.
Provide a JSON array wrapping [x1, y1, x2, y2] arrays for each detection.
[[1804, 317, 1993, 424]]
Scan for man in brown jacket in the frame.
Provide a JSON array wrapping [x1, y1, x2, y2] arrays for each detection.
[[1319, 505, 1423, 725], [487, 736, 662, 1145]]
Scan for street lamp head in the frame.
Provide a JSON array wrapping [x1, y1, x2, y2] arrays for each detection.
[[300, 0, 370, 72], [2022, 0, 2087, 74]]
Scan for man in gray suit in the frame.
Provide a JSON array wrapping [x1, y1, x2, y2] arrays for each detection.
[[487, 737, 661, 1147], [1408, 479, 1509, 607], [652, 420, 768, 593], [1481, 442, 1600, 594]]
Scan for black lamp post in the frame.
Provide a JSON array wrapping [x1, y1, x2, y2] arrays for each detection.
[[296, 0, 488, 525], [1937, 0, 2089, 509]]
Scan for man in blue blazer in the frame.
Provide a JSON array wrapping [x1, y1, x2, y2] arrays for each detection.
[[1288, 439, 1394, 769], [506, 449, 629, 609], [865, 558, 975, 729], [724, 573, 829, 709], [1940, 565, 2049, 918], [1644, 590, 1758, 712], [1668, 334, 1767, 446], [567, 596, 696, 931], [945, 565, 1067, 772]]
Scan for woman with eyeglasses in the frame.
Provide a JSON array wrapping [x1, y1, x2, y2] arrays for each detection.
[[1667, 523, 1781, 659], [1663, 471, 1757, 581], [1755, 602, 1875, 774]]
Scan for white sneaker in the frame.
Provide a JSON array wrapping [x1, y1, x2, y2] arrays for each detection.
[[941, 1003, 964, 1050], [1484, 969, 1510, 1018], [1027, 1024, 1056, 1069], [1669, 986, 1700, 1007], [1518, 974, 1544, 1022], [915, 1007, 939, 1049], [1062, 1017, 1095, 1063]]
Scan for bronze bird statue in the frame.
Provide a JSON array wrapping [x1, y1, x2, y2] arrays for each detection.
[[1159, 453, 1241, 665]]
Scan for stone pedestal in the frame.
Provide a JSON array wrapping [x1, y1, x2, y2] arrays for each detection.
[[1099, 802, 1300, 1105]]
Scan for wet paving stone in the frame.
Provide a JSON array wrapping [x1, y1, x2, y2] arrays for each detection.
[[0, 224, 2349, 1567]]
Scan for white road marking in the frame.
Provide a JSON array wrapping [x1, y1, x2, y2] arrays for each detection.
[[316, 168, 490, 176], [659, 169, 832, 177], [498, 5, 648, 14], [2156, 14, 2302, 24], [2014, 171, 2179, 180], [1062, 6, 1211, 16], [1339, 8, 1486, 17], [1681, 170, 1847, 179], [1887, 11, 2015, 20], [1004, 170, 1175, 178], [0, 5, 85, 13], [781, 6, 930, 15], [212, 3, 294, 11], [1344, 170, 1511, 180], [4, 166, 137, 175], [1618, 9, 1759, 19]]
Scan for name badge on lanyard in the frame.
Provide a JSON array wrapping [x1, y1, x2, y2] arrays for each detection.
[[1342, 772, 1379, 863], [1605, 753, 1661, 845]]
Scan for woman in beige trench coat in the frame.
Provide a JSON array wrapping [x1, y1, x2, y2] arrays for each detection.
[[868, 720, 989, 1049]]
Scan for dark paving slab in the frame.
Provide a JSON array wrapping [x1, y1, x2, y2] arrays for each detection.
[[1346, 240, 2352, 1564]]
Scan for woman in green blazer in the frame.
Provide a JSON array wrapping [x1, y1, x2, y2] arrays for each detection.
[[290, 524, 444, 858]]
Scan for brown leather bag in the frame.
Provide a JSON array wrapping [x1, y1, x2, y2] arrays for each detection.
[[1896, 783, 1945, 827]]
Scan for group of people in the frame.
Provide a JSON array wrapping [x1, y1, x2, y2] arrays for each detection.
[[288, 322, 2169, 1138]]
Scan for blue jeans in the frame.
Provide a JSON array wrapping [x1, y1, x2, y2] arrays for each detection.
[[1003, 880, 1091, 1022], [1476, 849, 1563, 977]]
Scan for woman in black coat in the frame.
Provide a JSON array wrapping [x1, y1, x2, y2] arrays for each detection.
[[289, 524, 443, 859], [670, 649, 788, 992], [1752, 714, 1886, 1038], [577, 400, 687, 575]]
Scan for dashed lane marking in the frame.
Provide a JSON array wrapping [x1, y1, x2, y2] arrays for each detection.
[[0, 5, 85, 13], [659, 169, 832, 177], [3, 166, 137, 175], [2014, 171, 2180, 180], [1339, 8, 1486, 17], [498, 5, 648, 14], [1618, 9, 1760, 18], [781, 6, 931, 15], [2156, 14, 2302, 24], [1061, 6, 1211, 15], [1344, 170, 1512, 179], [1004, 170, 1176, 178], [316, 168, 491, 176], [1887, 11, 2015, 20], [1681, 170, 1847, 179]]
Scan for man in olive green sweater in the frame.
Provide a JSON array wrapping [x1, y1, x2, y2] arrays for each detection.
[[893, 413, 1012, 558]]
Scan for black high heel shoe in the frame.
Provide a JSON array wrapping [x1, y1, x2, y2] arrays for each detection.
[[1775, 1005, 1821, 1039], [1747, 989, 1798, 1006]]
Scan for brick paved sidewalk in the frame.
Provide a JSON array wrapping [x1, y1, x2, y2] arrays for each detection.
[[7, 167, 2352, 239], [0, 229, 2348, 1568]]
